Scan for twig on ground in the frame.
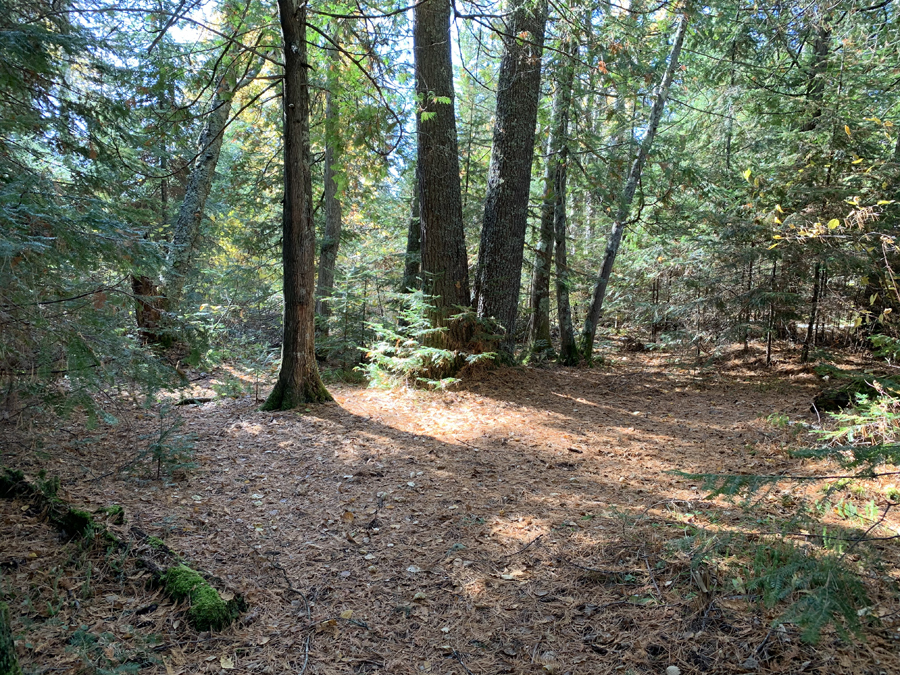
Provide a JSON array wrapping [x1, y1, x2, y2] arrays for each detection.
[[495, 534, 544, 561]]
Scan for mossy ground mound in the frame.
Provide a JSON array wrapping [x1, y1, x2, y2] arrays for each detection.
[[162, 565, 244, 631]]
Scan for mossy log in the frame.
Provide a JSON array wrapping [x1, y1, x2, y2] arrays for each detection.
[[0, 468, 117, 543], [0, 603, 22, 675], [162, 565, 246, 631], [0, 469, 245, 632]]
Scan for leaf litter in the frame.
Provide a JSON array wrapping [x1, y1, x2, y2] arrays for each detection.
[[2, 347, 900, 674]]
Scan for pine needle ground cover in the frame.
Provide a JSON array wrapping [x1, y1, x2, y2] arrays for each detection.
[[3, 347, 900, 674]]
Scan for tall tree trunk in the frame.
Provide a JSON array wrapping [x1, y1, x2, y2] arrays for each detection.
[[527, 40, 574, 361], [799, 21, 830, 133], [554, 143, 578, 365], [579, 13, 688, 362], [766, 259, 777, 367], [263, 0, 331, 410], [401, 165, 421, 292], [315, 40, 344, 326], [474, 0, 548, 357], [801, 262, 821, 362], [167, 62, 261, 307], [414, 0, 470, 332]]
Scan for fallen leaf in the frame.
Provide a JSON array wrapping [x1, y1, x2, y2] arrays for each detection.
[[220, 655, 235, 670]]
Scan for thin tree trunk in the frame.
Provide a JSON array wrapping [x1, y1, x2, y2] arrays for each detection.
[[315, 40, 344, 325], [801, 262, 821, 362], [167, 62, 261, 307], [554, 144, 578, 365], [528, 40, 574, 361], [474, 0, 548, 357], [401, 166, 421, 292], [766, 259, 777, 367], [263, 0, 331, 410], [415, 0, 470, 339], [579, 13, 688, 362]]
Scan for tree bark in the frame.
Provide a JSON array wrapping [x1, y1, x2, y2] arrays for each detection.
[[474, 0, 548, 357], [263, 0, 331, 410], [801, 261, 821, 362], [553, 143, 578, 365], [401, 165, 421, 292], [415, 0, 470, 331], [315, 40, 343, 324], [579, 13, 688, 362], [167, 62, 261, 307], [528, 41, 574, 361]]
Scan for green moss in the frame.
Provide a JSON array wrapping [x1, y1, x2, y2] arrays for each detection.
[[56, 508, 95, 538], [162, 565, 242, 631], [147, 536, 166, 550], [95, 505, 125, 525]]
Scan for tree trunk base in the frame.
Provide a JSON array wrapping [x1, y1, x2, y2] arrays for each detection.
[[261, 376, 332, 411]]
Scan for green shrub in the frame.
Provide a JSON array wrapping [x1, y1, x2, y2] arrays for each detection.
[[359, 291, 494, 389]]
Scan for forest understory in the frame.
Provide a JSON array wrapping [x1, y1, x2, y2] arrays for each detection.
[[3, 345, 900, 675]]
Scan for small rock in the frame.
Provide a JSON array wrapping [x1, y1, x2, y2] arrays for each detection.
[[666, 667, 681, 675], [742, 657, 759, 670]]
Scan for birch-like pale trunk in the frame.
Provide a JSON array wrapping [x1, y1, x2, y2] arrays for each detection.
[[579, 13, 688, 362], [167, 62, 261, 306]]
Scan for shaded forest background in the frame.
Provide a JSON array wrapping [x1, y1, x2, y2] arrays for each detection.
[[5, 0, 900, 410]]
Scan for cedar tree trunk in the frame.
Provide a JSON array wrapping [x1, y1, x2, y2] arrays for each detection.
[[263, 0, 331, 409]]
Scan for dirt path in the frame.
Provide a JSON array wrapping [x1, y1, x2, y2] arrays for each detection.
[[3, 353, 899, 674]]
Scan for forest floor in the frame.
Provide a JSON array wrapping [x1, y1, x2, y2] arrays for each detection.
[[3, 344, 900, 675]]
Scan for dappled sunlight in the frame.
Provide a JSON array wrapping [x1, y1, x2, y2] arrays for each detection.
[[7, 352, 900, 673]]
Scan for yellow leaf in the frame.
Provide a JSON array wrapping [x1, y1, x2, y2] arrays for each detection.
[[775, 204, 784, 213], [845, 124, 852, 137], [773, 235, 783, 239], [852, 157, 864, 164], [340, 609, 354, 619], [768, 243, 779, 250], [220, 656, 235, 670], [774, 217, 782, 224], [871, 293, 879, 305], [743, 168, 752, 182], [877, 200, 894, 206], [827, 219, 840, 229]]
